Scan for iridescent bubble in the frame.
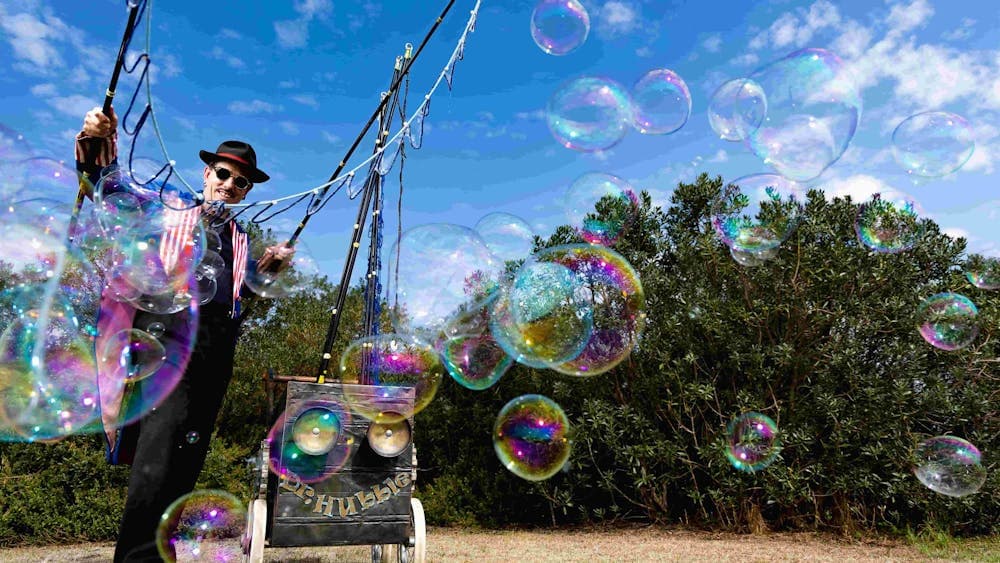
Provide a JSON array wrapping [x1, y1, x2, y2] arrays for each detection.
[[194, 274, 218, 305], [340, 334, 444, 424], [21, 158, 94, 215], [267, 399, 355, 483], [244, 236, 320, 299], [916, 292, 978, 351], [747, 48, 862, 181], [386, 223, 503, 339], [291, 405, 343, 456], [197, 251, 225, 280], [530, 0, 590, 56], [440, 331, 513, 391], [101, 328, 167, 383], [546, 76, 633, 152], [564, 172, 640, 246], [892, 111, 975, 177], [913, 436, 986, 498], [529, 244, 645, 376], [474, 212, 536, 264], [156, 489, 245, 562], [726, 412, 781, 472], [854, 192, 924, 254], [185, 431, 200, 444], [712, 174, 807, 253], [96, 165, 202, 211], [493, 394, 571, 481], [730, 246, 778, 267], [146, 321, 166, 339], [965, 256, 1000, 290], [0, 124, 34, 200], [630, 69, 691, 135], [708, 78, 767, 141], [491, 261, 593, 368]]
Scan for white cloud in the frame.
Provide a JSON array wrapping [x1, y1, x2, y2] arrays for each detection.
[[0, 11, 63, 69], [294, 0, 333, 19], [942, 18, 975, 41], [228, 100, 282, 114], [830, 21, 872, 59], [278, 121, 300, 135], [47, 94, 96, 118], [30, 83, 58, 97], [321, 131, 340, 144], [596, 1, 638, 38], [750, 0, 841, 50], [208, 46, 245, 69], [275, 20, 309, 49], [885, 0, 933, 36], [708, 149, 729, 163], [820, 174, 910, 204], [703, 34, 722, 53], [291, 94, 320, 109], [219, 28, 242, 40], [730, 53, 759, 67]]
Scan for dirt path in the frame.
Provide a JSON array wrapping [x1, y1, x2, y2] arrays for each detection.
[[0, 527, 987, 562]]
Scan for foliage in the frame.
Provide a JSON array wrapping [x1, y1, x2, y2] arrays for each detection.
[[1, 173, 998, 545]]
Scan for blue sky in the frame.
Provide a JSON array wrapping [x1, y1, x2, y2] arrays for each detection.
[[1, 0, 998, 282]]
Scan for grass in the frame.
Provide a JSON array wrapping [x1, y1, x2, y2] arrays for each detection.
[[4, 525, 998, 562]]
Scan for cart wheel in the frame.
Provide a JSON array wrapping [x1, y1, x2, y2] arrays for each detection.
[[243, 499, 267, 563], [379, 497, 426, 563]]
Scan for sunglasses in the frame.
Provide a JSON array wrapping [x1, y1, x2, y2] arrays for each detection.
[[212, 166, 253, 191]]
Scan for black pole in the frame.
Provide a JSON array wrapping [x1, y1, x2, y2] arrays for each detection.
[[314, 58, 405, 383], [69, 1, 144, 239]]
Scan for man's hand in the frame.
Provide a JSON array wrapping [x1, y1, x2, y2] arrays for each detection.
[[82, 106, 118, 138], [256, 243, 296, 273]]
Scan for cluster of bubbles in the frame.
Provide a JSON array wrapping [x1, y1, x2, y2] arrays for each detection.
[[725, 412, 781, 472], [912, 436, 987, 498], [155, 489, 246, 561], [545, 70, 693, 152]]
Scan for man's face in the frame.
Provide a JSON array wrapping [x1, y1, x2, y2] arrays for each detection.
[[203, 161, 251, 205]]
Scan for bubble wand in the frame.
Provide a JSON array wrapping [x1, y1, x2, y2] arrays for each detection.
[[68, 0, 147, 241]]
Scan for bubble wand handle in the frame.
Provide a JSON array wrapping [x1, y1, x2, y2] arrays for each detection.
[[69, 0, 146, 240]]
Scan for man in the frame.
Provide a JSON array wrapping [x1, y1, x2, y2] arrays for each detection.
[[77, 106, 292, 561]]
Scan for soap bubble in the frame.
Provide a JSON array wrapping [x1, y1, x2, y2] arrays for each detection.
[[916, 292, 978, 351], [630, 69, 691, 135], [726, 412, 780, 472], [854, 192, 924, 254], [564, 172, 639, 246], [892, 111, 975, 177], [267, 399, 355, 483], [709, 78, 767, 141], [546, 76, 633, 152], [156, 489, 245, 561], [746, 48, 861, 181], [712, 174, 807, 254], [965, 256, 1000, 290], [493, 394, 571, 481], [386, 223, 502, 339], [340, 333, 444, 423], [530, 0, 590, 56], [244, 236, 320, 299], [913, 436, 986, 497], [474, 212, 536, 264]]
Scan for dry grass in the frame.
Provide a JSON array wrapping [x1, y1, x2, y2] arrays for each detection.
[[1, 526, 995, 562]]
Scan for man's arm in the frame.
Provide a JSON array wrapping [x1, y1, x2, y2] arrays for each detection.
[[74, 106, 119, 195]]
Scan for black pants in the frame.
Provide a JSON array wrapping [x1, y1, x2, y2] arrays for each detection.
[[114, 302, 239, 562]]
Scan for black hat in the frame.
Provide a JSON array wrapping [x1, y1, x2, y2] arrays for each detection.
[[199, 140, 270, 183]]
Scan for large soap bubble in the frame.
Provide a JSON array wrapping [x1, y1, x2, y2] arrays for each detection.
[[854, 191, 924, 254], [916, 292, 978, 351], [726, 412, 781, 472], [340, 333, 444, 424], [892, 111, 975, 177], [267, 399, 355, 483], [244, 235, 321, 299], [474, 212, 536, 264], [709, 78, 767, 141], [530, 0, 590, 56], [386, 223, 502, 339], [712, 174, 807, 254], [156, 489, 246, 561], [494, 394, 571, 481], [746, 48, 862, 181], [630, 69, 691, 135], [913, 436, 987, 497], [529, 244, 646, 376], [564, 172, 639, 246], [546, 76, 634, 152]]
